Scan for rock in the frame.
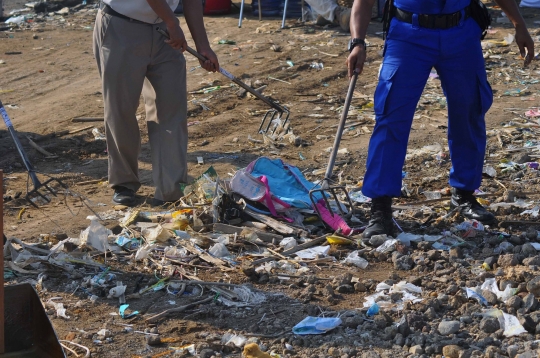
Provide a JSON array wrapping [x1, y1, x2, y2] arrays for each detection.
[[442, 345, 462, 358], [523, 293, 538, 312], [344, 315, 362, 329], [394, 255, 414, 271], [485, 346, 500, 358], [449, 247, 464, 260], [354, 282, 367, 292], [393, 333, 405, 346], [200, 349, 214, 358], [521, 243, 537, 257], [526, 276, 540, 296], [361, 352, 381, 358], [479, 317, 500, 333], [146, 335, 162, 346], [425, 307, 436, 320], [523, 256, 540, 266], [481, 289, 498, 305], [526, 227, 538, 241], [327, 347, 339, 357], [409, 345, 423, 354], [518, 313, 536, 333], [516, 351, 540, 358], [337, 285, 354, 294], [512, 152, 531, 164], [369, 234, 388, 247], [438, 320, 460, 336], [484, 256, 497, 268], [506, 295, 523, 311], [498, 254, 519, 267], [507, 345, 519, 358]]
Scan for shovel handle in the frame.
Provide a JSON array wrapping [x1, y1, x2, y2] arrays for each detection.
[[156, 28, 287, 114], [0, 101, 41, 188], [323, 72, 359, 183]]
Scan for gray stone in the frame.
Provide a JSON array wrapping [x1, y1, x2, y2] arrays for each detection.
[[393, 333, 405, 346], [506, 295, 523, 310], [484, 346, 500, 358], [484, 256, 497, 268], [479, 317, 500, 333], [394, 255, 414, 271], [438, 320, 460, 336], [527, 276, 540, 296], [425, 306, 436, 320], [354, 282, 367, 292], [481, 289, 499, 305], [498, 254, 519, 267], [512, 152, 531, 164], [146, 335, 162, 346], [524, 293, 538, 312], [507, 345, 519, 358], [344, 315, 362, 329], [369, 234, 389, 247], [337, 285, 354, 294], [409, 345, 423, 354], [361, 352, 381, 358], [199, 349, 214, 358], [523, 256, 540, 266], [521, 243, 537, 257], [516, 351, 540, 358]]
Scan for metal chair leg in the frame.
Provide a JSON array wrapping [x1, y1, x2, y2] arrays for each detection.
[[238, 0, 245, 27], [281, 0, 289, 28]]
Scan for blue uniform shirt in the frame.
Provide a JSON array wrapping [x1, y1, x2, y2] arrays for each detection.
[[394, 0, 470, 14]]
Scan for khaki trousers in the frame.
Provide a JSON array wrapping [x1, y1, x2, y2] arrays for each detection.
[[93, 10, 188, 201]]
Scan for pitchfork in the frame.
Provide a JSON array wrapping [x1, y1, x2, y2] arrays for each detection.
[[156, 27, 290, 135], [0, 100, 68, 207], [309, 71, 358, 221]]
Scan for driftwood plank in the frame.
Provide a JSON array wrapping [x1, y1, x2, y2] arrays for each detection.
[[213, 223, 283, 243]]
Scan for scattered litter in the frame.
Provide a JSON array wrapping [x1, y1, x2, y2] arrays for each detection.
[[292, 316, 342, 335]]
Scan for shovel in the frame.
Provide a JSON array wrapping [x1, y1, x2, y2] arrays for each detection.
[[0, 170, 66, 357], [309, 72, 358, 222], [0, 101, 68, 208], [156, 28, 290, 135]]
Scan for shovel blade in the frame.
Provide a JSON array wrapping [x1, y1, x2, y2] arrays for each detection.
[[2, 283, 65, 357]]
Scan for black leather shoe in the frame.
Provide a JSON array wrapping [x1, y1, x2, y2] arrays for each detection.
[[363, 196, 396, 238], [450, 188, 496, 224], [112, 186, 135, 206]]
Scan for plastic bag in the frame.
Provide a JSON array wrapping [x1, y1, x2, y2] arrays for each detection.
[[142, 225, 172, 242], [465, 287, 488, 306], [295, 246, 330, 259], [376, 239, 398, 253], [481, 278, 516, 302], [221, 333, 247, 347], [280, 237, 297, 250], [80, 220, 111, 252], [292, 316, 342, 335], [341, 250, 368, 269], [483, 309, 527, 337], [209, 243, 231, 258], [366, 303, 380, 317]]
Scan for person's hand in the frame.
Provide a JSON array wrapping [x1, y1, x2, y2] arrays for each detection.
[[515, 24, 534, 66], [346, 46, 366, 78], [165, 20, 187, 52], [197, 45, 219, 72]]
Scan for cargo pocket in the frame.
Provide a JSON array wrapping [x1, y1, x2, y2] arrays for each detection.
[[477, 71, 493, 115], [374, 63, 398, 116]]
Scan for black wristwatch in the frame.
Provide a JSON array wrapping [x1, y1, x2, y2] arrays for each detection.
[[348, 38, 366, 52]]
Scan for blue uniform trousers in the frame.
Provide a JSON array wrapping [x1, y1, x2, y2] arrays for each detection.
[[362, 15, 493, 198]]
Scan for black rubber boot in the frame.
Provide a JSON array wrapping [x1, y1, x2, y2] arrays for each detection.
[[363, 196, 395, 238], [450, 188, 497, 223]]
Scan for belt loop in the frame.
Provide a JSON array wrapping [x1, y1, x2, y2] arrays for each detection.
[[459, 9, 465, 27], [412, 13, 419, 29]]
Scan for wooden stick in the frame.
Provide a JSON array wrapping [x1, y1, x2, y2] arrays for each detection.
[[145, 296, 213, 323], [25, 136, 57, 158], [71, 117, 104, 123], [0, 170, 5, 353], [69, 125, 94, 134]]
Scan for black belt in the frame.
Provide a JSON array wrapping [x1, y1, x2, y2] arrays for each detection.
[[101, 4, 152, 25], [394, 6, 471, 29]]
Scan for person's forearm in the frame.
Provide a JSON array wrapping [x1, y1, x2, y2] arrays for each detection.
[[350, 0, 377, 39], [183, 0, 210, 48], [493, 0, 526, 29], [146, 0, 179, 26]]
